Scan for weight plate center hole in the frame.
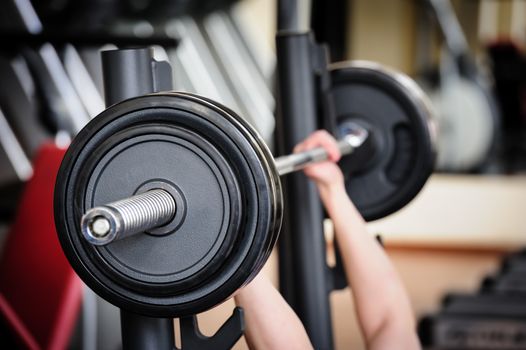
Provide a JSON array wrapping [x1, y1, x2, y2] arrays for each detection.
[[135, 180, 188, 236]]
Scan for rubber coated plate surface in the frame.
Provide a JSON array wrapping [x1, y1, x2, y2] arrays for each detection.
[[85, 129, 234, 284]]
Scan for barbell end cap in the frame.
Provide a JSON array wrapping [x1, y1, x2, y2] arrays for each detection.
[[343, 125, 369, 148], [81, 206, 122, 246], [91, 217, 111, 236], [337, 123, 369, 156]]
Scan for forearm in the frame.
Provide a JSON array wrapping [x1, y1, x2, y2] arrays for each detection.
[[320, 185, 419, 349], [234, 274, 313, 350]]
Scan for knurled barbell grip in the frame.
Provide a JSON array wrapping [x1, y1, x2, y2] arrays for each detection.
[[80, 125, 368, 246]]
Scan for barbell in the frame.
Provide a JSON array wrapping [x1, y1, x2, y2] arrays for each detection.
[[81, 124, 368, 246], [54, 62, 436, 318]]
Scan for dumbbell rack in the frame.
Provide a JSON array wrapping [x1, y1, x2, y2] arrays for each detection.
[[101, 47, 244, 350]]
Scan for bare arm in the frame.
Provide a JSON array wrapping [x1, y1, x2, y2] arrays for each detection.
[[233, 274, 313, 350], [295, 130, 420, 350]]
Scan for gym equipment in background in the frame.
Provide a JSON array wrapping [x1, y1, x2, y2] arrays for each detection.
[[165, 12, 276, 143], [0, 107, 33, 219], [487, 41, 526, 174], [0, 55, 50, 158], [53, 47, 435, 349], [420, 293, 526, 349], [420, 0, 500, 172], [420, 250, 526, 349]]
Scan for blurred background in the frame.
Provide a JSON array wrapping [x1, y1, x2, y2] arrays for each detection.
[[0, 0, 525, 349]]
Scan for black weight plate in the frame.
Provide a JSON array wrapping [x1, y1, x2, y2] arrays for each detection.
[[54, 92, 282, 317], [192, 95, 283, 282], [330, 61, 436, 221]]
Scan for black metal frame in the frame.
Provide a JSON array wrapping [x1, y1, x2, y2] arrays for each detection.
[[275, 31, 335, 350], [275, 1, 349, 349]]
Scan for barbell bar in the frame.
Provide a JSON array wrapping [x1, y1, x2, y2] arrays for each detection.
[[81, 123, 368, 246]]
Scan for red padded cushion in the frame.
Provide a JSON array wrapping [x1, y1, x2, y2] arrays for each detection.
[[0, 144, 82, 349]]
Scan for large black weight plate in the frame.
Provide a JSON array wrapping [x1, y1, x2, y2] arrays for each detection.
[[330, 61, 436, 221], [54, 92, 282, 317]]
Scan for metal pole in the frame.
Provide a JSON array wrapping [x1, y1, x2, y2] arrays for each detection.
[[120, 310, 174, 350], [101, 47, 175, 350], [277, 0, 299, 32], [275, 31, 334, 350], [101, 47, 172, 106]]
